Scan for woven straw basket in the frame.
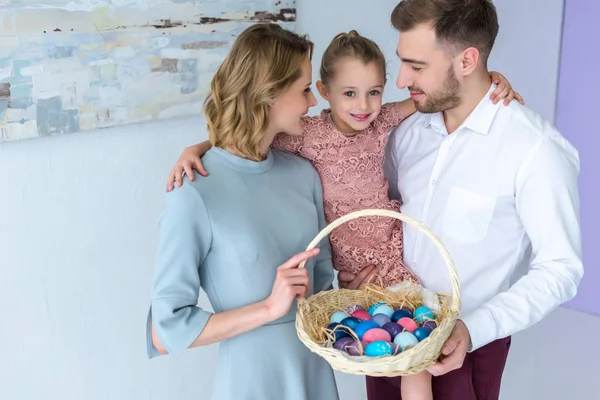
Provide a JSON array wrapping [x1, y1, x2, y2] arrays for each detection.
[[295, 209, 461, 377]]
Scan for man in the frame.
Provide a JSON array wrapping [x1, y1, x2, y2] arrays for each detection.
[[338, 0, 583, 398]]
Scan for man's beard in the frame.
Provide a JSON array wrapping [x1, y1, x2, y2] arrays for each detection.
[[411, 66, 461, 113]]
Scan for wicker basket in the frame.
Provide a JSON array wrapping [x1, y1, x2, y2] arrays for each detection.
[[295, 209, 461, 377]]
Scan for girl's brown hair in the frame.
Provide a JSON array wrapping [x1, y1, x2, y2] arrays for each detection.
[[319, 30, 386, 86]]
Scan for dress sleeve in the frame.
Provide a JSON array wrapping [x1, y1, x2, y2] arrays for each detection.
[[271, 116, 319, 156], [377, 101, 413, 132], [146, 182, 213, 358]]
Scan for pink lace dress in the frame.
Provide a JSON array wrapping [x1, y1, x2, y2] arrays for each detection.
[[272, 103, 420, 287]]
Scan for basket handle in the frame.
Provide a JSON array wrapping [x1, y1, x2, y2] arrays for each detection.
[[298, 208, 460, 313]]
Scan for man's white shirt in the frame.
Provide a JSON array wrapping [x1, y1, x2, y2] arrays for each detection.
[[384, 84, 583, 350]]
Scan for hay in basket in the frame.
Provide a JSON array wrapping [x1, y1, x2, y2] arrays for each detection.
[[295, 209, 461, 377]]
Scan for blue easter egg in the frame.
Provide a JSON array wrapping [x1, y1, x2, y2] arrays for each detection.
[[354, 320, 380, 340], [414, 306, 435, 322], [391, 309, 413, 322], [372, 313, 391, 328], [327, 323, 351, 340], [340, 317, 362, 331], [367, 302, 385, 316], [364, 340, 393, 357], [393, 331, 419, 351], [414, 327, 430, 341], [330, 311, 349, 324], [373, 304, 394, 319]]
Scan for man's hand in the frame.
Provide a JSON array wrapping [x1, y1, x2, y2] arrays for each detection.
[[427, 320, 472, 376], [337, 265, 377, 290]]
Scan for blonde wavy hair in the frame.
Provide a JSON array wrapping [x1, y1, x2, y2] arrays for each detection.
[[204, 23, 314, 161]]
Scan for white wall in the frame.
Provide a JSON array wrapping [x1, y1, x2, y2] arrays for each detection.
[[1, 1, 597, 400]]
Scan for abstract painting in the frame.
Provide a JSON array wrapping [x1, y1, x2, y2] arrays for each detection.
[[0, 0, 296, 142]]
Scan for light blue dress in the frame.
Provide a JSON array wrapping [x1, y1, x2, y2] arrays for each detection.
[[146, 147, 339, 400]]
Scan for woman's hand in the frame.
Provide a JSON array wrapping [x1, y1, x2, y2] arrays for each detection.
[[264, 249, 319, 320]]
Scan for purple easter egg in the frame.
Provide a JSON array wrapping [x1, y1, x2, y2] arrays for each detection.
[[346, 340, 366, 356], [372, 313, 391, 328], [390, 343, 401, 355], [382, 322, 404, 339], [421, 321, 437, 332], [334, 337, 355, 351]]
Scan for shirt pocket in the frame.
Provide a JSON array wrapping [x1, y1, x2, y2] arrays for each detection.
[[442, 186, 497, 244]]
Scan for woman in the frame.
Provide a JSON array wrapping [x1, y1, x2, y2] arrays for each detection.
[[146, 23, 339, 400]]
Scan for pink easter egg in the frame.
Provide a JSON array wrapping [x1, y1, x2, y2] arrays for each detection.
[[362, 328, 393, 344], [351, 310, 372, 321], [397, 317, 418, 333]]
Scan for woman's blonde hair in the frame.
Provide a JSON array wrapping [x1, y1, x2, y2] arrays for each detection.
[[320, 30, 386, 86], [204, 23, 313, 161]]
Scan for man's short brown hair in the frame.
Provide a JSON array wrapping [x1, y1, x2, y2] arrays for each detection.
[[391, 0, 499, 66]]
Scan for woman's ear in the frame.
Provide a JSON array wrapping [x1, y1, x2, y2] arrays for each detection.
[[316, 80, 329, 101]]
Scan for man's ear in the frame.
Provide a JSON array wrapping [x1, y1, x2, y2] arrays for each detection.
[[459, 46, 480, 77]]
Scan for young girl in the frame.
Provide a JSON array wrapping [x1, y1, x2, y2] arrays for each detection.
[[167, 31, 522, 400]]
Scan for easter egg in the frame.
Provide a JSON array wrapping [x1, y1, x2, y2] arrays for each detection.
[[372, 313, 391, 328], [394, 306, 414, 314], [394, 331, 419, 351], [333, 337, 355, 351], [391, 309, 413, 322], [382, 322, 404, 340], [327, 323, 351, 340], [330, 311, 349, 324], [414, 327, 430, 341], [346, 305, 364, 315], [365, 340, 393, 357], [346, 340, 367, 356], [414, 306, 435, 322], [398, 317, 418, 333], [368, 302, 385, 316], [390, 342, 401, 355], [362, 328, 392, 344], [421, 321, 438, 332], [373, 304, 394, 319], [354, 320, 380, 339], [352, 310, 372, 321], [340, 317, 362, 331]]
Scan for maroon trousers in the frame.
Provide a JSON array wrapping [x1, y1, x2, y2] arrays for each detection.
[[366, 337, 512, 400]]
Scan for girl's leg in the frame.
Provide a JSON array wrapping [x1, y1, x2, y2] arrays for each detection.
[[401, 370, 433, 400]]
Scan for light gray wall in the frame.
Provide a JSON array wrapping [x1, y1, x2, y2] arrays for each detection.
[[2, 1, 596, 400]]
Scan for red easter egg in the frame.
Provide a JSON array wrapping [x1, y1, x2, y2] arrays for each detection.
[[397, 317, 418, 333], [352, 310, 372, 321], [362, 328, 392, 344]]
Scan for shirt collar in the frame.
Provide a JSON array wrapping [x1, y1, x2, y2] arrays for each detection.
[[424, 83, 502, 136]]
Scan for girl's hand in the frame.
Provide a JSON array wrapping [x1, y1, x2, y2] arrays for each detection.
[[489, 71, 525, 106], [167, 141, 212, 191]]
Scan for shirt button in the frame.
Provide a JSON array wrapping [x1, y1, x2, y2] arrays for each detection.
[[431, 180, 437, 186]]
